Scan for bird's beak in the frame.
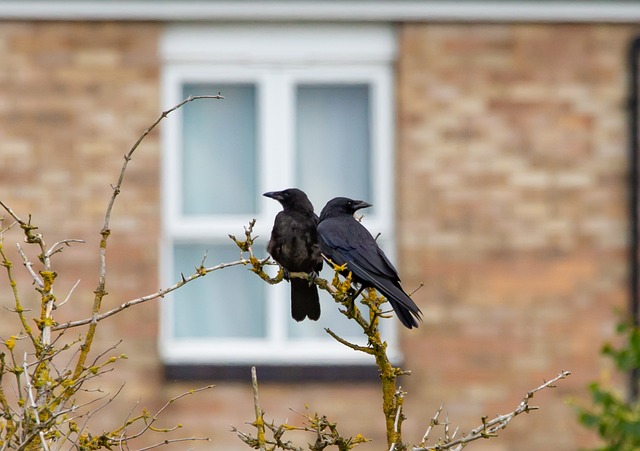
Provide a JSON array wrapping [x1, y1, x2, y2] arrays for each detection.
[[354, 200, 372, 211], [263, 191, 281, 200]]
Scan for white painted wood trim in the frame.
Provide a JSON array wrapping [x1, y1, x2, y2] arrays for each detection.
[[158, 23, 401, 365], [160, 23, 397, 64]]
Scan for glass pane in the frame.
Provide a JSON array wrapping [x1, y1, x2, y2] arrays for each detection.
[[172, 243, 266, 338], [295, 84, 371, 211], [181, 83, 258, 215]]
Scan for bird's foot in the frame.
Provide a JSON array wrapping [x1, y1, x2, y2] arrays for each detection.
[[281, 268, 291, 281], [350, 285, 366, 301], [308, 270, 319, 287]]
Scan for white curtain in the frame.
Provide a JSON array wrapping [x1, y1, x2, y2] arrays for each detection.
[[173, 243, 266, 338], [296, 84, 372, 212], [181, 83, 258, 215]]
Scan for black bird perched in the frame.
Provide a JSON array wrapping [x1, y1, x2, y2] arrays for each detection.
[[264, 188, 323, 321], [317, 197, 422, 329]]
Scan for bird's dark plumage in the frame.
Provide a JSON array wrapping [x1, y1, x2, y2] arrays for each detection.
[[264, 188, 323, 321], [317, 197, 422, 328]]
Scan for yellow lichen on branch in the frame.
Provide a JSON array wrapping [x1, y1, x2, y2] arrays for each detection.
[[231, 221, 411, 449]]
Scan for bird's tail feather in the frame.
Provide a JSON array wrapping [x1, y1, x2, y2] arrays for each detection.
[[377, 282, 422, 329], [388, 299, 421, 329], [290, 279, 321, 321]]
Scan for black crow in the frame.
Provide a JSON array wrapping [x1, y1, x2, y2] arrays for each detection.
[[264, 188, 323, 321], [317, 197, 422, 329]]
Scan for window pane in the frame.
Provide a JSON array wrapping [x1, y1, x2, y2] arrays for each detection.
[[295, 84, 371, 209], [181, 83, 258, 215], [172, 243, 266, 338]]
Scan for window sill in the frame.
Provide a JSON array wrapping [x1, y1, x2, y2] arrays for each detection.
[[163, 363, 384, 382]]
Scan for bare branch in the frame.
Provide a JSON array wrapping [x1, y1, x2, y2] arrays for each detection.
[[0, 219, 17, 235], [75, 94, 224, 381], [58, 278, 81, 308], [252, 367, 267, 451], [409, 283, 424, 297], [112, 384, 215, 445], [101, 94, 223, 235], [46, 239, 85, 258], [324, 328, 374, 355], [421, 404, 444, 444], [71, 384, 126, 449], [415, 370, 572, 451], [0, 200, 27, 228], [16, 243, 43, 289], [23, 352, 50, 451], [136, 436, 212, 451], [53, 258, 247, 331]]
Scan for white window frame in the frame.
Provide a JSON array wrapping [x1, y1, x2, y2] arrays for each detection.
[[159, 23, 400, 366]]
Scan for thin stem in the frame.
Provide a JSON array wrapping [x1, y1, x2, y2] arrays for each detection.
[[251, 367, 267, 451], [415, 370, 572, 451], [73, 94, 223, 382], [54, 258, 246, 331], [23, 353, 50, 451]]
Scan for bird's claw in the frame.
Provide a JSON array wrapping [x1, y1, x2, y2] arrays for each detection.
[[350, 285, 366, 302], [281, 267, 290, 281], [308, 270, 319, 287]]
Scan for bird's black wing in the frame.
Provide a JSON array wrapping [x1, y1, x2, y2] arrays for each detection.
[[318, 217, 397, 278], [318, 216, 422, 328]]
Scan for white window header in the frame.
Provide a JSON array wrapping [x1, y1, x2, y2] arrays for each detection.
[[160, 23, 396, 64]]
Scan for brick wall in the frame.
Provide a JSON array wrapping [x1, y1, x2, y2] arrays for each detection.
[[0, 20, 636, 451], [397, 23, 635, 450], [0, 20, 166, 445]]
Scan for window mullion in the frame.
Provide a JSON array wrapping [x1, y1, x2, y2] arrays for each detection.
[[260, 70, 296, 191], [161, 66, 183, 235], [261, 70, 295, 343], [371, 66, 395, 238]]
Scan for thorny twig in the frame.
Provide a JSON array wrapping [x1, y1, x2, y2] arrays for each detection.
[[23, 352, 50, 451], [252, 367, 267, 451], [389, 389, 407, 451], [58, 279, 81, 308], [53, 258, 247, 330], [421, 404, 444, 444], [109, 385, 215, 445], [238, 222, 409, 448], [136, 436, 212, 451], [415, 370, 572, 450], [16, 243, 43, 289], [235, 369, 368, 451], [76, 94, 223, 382], [101, 94, 223, 235], [47, 239, 86, 258], [0, 94, 224, 451], [0, 84, 572, 451]]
